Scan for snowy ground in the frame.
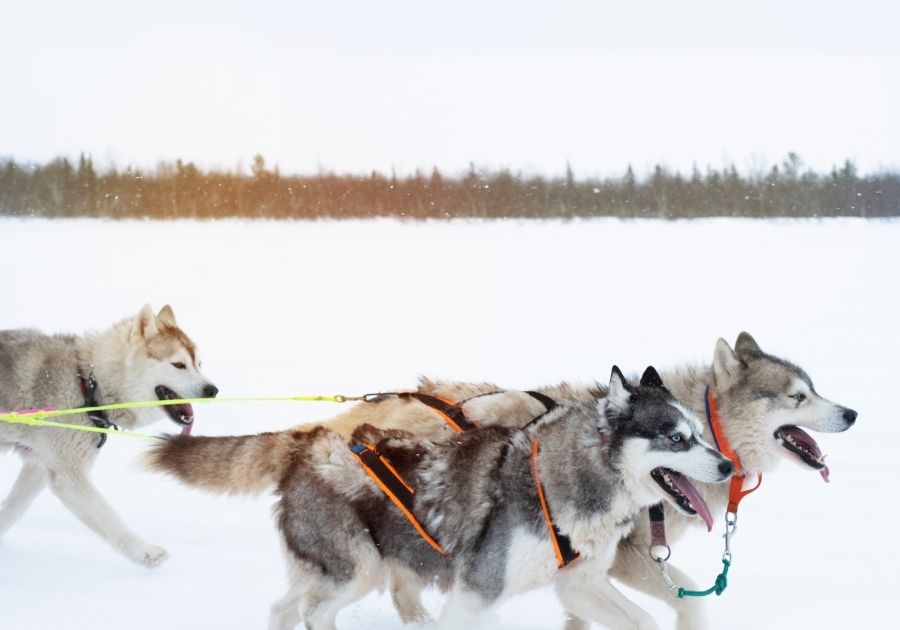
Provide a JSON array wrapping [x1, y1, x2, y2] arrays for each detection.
[[1, 217, 897, 629]]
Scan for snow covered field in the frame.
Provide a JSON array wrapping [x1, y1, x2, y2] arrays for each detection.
[[1, 217, 897, 629]]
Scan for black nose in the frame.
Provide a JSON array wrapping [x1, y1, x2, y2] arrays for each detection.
[[202, 384, 219, 398], [718, 460, 734, 476], [842, 408, 857, 425]]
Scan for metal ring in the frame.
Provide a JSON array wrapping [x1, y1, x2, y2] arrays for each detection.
[[649, 545, 672, 562]]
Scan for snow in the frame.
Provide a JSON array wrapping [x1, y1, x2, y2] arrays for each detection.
[[1, 217, 897, 629]]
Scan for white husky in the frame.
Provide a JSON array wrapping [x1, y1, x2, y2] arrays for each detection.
[[0, 305, 217, 567]]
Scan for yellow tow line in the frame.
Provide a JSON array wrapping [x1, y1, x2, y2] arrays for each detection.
[[0, 394, 362, 440]]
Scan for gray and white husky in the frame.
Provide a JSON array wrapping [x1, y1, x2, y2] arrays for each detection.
[[147, 366, 733, 630], [304, 332, 854, 630], [0, 305, 217, 567]]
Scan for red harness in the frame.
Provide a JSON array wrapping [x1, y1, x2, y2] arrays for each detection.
[[705, 386, 763, 514], [649, 386, 762, 555]]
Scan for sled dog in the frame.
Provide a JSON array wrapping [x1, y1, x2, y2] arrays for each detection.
[[147, 366, 733, 629], [304, 332, 855, 630], [0, 305, 217, 567]]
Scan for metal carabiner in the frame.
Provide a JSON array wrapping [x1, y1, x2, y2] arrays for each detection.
[[724, 511, 738, 536], [722, 511, 737, 562], [655, 558, 682, 599]]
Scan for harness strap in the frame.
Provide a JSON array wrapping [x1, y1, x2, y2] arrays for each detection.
[[77, 372, 117, 449], [520, 390, 559, 428], [354, 391, 570, 565], [705, 386, 763, 513], [531, 439, 580, 569], [524, 390, 558, 412], [648, 503, 669, 559], [349, 443, 446, 555], [399, 392, 480, 432]]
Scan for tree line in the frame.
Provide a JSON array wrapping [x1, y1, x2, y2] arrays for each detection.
[[1, 153, 897, 220]]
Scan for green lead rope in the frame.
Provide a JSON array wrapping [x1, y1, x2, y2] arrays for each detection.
[[677, 559, 730, 598]]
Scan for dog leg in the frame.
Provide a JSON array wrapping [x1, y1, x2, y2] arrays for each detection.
[[47, 467, 167, 567], [269, 583, 306, 630], [0, 457, 48, 537], [389, 566, 432, 624], [555, 571, 659, 630], [608, 542, 709, 630], [436, 586, 490, 630], [302, 565, 380, 630]]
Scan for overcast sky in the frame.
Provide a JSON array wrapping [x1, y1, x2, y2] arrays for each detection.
[[2, 0, 898, 177]]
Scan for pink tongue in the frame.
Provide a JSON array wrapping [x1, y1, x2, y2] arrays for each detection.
[[181, 423, 193, 436], [670, 472, 715, 532], [820, 465, 830, 483]]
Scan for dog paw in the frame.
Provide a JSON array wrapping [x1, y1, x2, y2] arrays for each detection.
[[125, 543, 169, 568]]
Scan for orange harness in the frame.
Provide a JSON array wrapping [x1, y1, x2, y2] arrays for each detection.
[[705, 386, 763, 514], [531, 439, 580, 568], [350, 390, 570, 563], [649, 386, 763, 557], [349, 443, 447, 555], [650, 386, 765, 599]]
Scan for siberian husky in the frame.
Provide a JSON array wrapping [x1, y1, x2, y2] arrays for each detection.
[[0, 305, 217, 567], [147, 367, 732, 629], [310, 332, 856, 630]]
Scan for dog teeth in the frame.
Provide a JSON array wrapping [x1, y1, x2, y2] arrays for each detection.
[[661, 473, 684, 497], [782, 433, 813, 455]]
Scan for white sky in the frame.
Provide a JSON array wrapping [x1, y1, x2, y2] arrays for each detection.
[[1, 0, 899, 177]]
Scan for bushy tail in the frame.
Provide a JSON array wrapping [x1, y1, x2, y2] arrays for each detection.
[[145, 431, 298, 495]]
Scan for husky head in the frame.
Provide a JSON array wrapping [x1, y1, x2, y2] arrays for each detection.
[[606, 366, 733, 531], [712, 332, 857, 481], [121, 304, 217, 432]]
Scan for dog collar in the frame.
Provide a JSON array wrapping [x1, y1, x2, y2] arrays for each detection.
[[76, 370, 117, 449], [649, 386, 765, 560], [705, 386, 762, 514]]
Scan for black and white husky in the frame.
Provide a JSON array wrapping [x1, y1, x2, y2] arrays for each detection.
[[147, 367, 732, 629]]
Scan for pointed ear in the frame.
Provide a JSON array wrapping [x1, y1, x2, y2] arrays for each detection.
[[131, 304, 158, 339], [607, 365, 632, 412], [734, 331, 762, 358], [157, 304, 177, 328], [640, 366, 665, 389], [713, 338, 742, 389]]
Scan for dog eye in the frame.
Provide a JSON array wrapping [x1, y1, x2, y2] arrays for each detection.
[[171, 362, 187, 370], [670, 434, 682, 443], [789, 393, 806, 404]]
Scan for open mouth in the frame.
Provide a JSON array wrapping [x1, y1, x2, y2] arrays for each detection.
[[774, 426, 829, 482], [155, 385, 194, 436], [650, 468, 714, 531]]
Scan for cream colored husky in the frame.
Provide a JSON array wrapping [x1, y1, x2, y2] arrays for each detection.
[[0, 305, 217, 567]]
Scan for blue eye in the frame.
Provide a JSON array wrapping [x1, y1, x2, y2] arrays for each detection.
[[789, 393, 806, 403], [670, 434, 682, 443]]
